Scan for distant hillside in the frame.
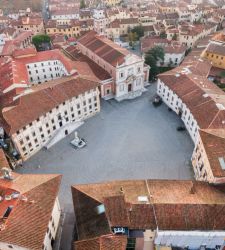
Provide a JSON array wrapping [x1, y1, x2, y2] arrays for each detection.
[[0, 0, 42, 13]]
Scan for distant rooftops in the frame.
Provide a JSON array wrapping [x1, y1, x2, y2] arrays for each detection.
[[205, 43, 225, 56], [141, 36, 186, 54], [0, 48, 77, 94]]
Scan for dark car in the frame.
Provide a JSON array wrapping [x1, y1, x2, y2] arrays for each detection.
[[177, 126, 186, 131], [0, 139, 8, 149], [152, 96, 162, 107]]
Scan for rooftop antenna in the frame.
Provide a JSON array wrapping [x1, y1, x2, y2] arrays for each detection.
[[190, 181, 196, 194]]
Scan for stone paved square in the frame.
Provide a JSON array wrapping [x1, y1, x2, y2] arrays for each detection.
[[16, 84, 194, 249]]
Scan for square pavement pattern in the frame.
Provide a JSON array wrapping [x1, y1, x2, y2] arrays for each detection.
[[16, 84, 194, 249]]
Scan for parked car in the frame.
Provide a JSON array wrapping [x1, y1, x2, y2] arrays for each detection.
[[0, 139, 8, 149], [152, 95, 162, 107], [177, 126, 186, 131]]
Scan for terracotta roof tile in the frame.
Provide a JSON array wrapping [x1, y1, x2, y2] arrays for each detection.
[[205, 43, 225, 56], [199, 129, 225, 178], [0, 49, 77, 94], [158, 72, 225, 130], [78, 31, 132, 67], [64, 46, 111, 81], [0, 174, 61, 250], [1, 76, 99, 135], [0, 149, 9, 169], [72, 179, 225, 235], [75, 234, 127, 250]]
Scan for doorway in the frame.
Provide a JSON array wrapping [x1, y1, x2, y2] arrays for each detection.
[[65, 130, 68, 135], [128, 84, 132, 92]]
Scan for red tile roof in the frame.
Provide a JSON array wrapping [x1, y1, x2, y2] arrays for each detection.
[[75, 234, 127, 250], [199, 129, 225, 178], [158, 65, 225, 130], [0, 49, 77, 94], [141, 36, 169, 53], [12, 16, 43, 26], [1, 75, 99, 135], [78, 31, 131, 67], [141, 36, 186, 54], [0, 173, 61, 250], [64, 46, 112, 81], [205, 43, 225, 56], [72, 179, 225, 241], [0, 149, 9, 169]]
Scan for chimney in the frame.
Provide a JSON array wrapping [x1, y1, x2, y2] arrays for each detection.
[[190, 181, 196, 194], [1, 168, 13, 181]]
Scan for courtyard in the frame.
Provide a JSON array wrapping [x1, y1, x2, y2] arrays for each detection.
[[16, 84, 194, 249]]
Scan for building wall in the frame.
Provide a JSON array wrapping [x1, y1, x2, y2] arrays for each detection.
[[179, 25, 217, 48], [12, 87, 100, 160], [157, 51, 185, 67], [191, 137, 214, 182], [94, 18, 108, 35], [15, 23, 44, 34], [0, 198, 61, 250], [103, 0, 121, 6], [43, 197, 61, 250], [157, 79, 199, 143], [106, 27, 120, 40], [78, 42, 146, 100], [155, 230, 225, 249], [0, 34, 6, 46], [26, 59, 69, 84], [202, 49, 225, 70], [115, 57, 145, 100], [51, 14, 79, 20], [0, 243, 29, 250], [191, 136, 225, 184], [46, 25, 80, 37]]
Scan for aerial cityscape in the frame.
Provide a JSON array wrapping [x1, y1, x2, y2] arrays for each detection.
[[0, 0, 225, 249]]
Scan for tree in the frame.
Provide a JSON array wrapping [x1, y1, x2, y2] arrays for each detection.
[[220, 70, 225, 78], [80, 0, 86, 9], [32, 34, 51, 51], [145, 46, 165, 80], [131, 25, 144, 40], [159, 31, 167, 39], [172, 33, 177, 41], [193, 18, 202, 24], [128, 32, 138, 49]]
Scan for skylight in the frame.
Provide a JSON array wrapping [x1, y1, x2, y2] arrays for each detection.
[[219, 157, 225, 170]]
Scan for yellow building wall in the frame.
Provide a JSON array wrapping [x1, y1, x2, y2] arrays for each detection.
[[46, 26, 80, 37], [104, 0, 120, 6], [202, 51, 225, 69]]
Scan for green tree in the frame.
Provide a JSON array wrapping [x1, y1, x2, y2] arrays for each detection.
[[159, 31, 167, 39], [193, 18, 201, 24], [128, 32, 138, 49], [145, 46, 165, 80], [172, 33, 177, 41], [80, 0, 86, 9], [32, 34, 50, 50], [220, 70, 225, 78], [131, 25, 144, 40]]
